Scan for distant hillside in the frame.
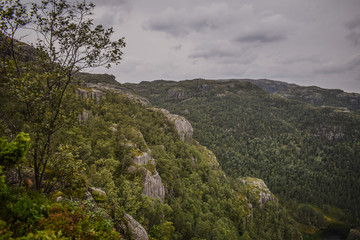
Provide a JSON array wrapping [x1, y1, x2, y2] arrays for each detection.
[[275, 85, 360, 113], [228, 79, 360, 113], [126, 79, 360, 238]]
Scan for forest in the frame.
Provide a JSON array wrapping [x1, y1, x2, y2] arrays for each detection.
[[0, 0, 308, 239], [127, 79, 360, 239]]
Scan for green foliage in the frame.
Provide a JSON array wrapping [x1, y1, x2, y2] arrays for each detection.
[[294, 205, 327, 229], [39, 203, 121, 240], [0, 132, 30, 167], [0, 189, 50, 237], [149, 221, 175, 240], [0, 0, 125, 191], [127, 79, 360, 227], [0, 219, 13, 240], [75, 72, 121, 86], [0, 166, 6, 192]]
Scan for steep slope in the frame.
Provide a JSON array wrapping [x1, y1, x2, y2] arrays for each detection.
[[0, 78, 302, 239], [76, 81, 301, 239], [126, 79, 360, 237]]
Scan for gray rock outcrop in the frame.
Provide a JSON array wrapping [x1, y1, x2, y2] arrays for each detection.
[[77, 88, 104, 103], [240, 177, 276, 207], [143, 169, 165, 202], [133, 152, 155, 165], [124, 213, 149, 240], [132, 150, 165, 202], [151, 108, 193, 141]]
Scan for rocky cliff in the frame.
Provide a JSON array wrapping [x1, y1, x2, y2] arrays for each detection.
[[151, 108, 194, 141]]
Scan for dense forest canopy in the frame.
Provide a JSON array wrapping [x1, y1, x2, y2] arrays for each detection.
[[127, 79, 360, 237]]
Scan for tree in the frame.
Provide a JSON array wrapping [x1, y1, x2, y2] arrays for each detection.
[[0, 0, 125, 190]]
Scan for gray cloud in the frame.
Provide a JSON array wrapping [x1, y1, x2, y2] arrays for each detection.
[[345, 15, 360, 30], [234, 13, 292, 44], [142, 5, 223, 37], [170, 45, 182, 51], [345, 15, 360, 46], [235, 31, 286, 43], [315, 55, 360, 75], [347, 31, 360, 46], [91, 0, 133, 26], [189, 42, 257, 65]]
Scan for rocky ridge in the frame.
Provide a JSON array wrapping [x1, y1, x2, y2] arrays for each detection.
[[150, 108, 194, 141]]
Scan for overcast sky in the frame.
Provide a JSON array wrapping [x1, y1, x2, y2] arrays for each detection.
[[24, 0, 360, 92]]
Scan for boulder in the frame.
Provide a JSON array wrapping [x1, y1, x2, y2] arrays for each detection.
[[124, 213, 149, 240], [88, 187, 107, 202]]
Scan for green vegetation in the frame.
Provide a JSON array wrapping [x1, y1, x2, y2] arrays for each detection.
[[0, 1, 303, 239], [127, 79, 360, 237], [2, 0, 356, 239]]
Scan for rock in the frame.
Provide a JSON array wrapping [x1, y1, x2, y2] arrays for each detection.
[[56, 196, 65, 202], [143, 169, 165, 202], [88, 187, 107, 202], [240, 177, 276, 207], [88, 186, 107, 196], [77, 88, 104, 103], [124, 213, 149, 240], [79, 110, 90, 122], [168, 88, 187, 99], [133, 152, 155, 165], [315, 125, 345, 140], [151, 108, 193, 141], [86, 82, 150, 106], [131, 151, 166, 201]]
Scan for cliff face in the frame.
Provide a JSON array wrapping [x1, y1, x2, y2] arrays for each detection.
[[142, 169, 165, 202], [133, 150, 166, 202], [151, 108, 194, 141]]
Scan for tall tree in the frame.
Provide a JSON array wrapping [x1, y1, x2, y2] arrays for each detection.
[[0, 0, 125, 190]]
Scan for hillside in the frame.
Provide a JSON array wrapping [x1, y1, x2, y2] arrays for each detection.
[[126, 79, 360, 239], [230, 79, 360, 113], [0, 77, 303, 239]]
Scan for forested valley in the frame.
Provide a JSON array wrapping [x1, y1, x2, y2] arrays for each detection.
[[127, 79, 360, 240]]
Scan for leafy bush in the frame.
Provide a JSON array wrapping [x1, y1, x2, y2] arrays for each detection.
[[39, 203, 121, 240]]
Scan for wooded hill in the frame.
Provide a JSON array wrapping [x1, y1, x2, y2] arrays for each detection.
[[126, 78, 360, 239]]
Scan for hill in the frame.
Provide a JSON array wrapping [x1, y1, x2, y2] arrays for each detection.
[[126, 78, 360, 238], [232, 79, 360, 113], [0, 77, 303, 239]]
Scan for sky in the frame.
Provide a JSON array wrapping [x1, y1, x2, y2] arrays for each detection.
[[22, 0, 360, 92]]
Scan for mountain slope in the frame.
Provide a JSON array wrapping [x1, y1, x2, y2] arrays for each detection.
[[227, 78, 360, 112], [0, 78, 302, 239], [126, 79, 360, 234]]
